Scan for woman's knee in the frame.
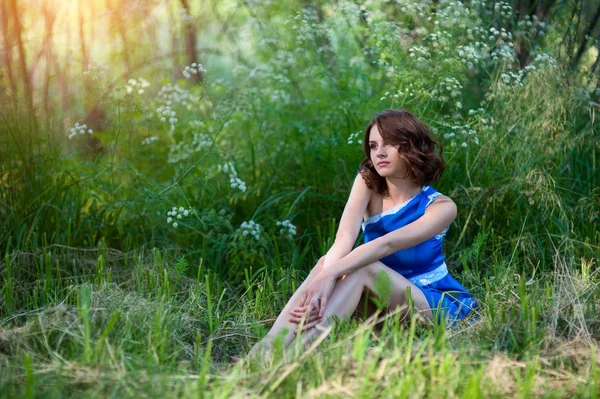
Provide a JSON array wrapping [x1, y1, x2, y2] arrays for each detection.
[[338, 264, 374, 287], [335, 261, 399, 293], [348, 261, 384, 283], [359, 262, 413, 300]]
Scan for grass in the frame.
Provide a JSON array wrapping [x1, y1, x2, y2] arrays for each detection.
[[0, 236, 598, 397], [1, 1, 599, 396]]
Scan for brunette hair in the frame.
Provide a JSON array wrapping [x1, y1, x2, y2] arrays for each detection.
[[359, 109, 445, 196]]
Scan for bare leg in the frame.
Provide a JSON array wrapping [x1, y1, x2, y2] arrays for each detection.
[[248, 256, 327, 358], [297, 261, 433, 346]]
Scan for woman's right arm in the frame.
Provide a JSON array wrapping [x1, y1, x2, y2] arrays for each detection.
[[322, 173, 371, 270]]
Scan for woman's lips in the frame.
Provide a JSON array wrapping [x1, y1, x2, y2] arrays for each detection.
[[378, 162, 389, 167]]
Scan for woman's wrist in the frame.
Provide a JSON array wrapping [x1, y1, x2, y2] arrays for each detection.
[[318, 265, 337, 280]]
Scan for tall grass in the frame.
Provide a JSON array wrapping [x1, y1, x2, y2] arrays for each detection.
[[1, 0, 599, 396]]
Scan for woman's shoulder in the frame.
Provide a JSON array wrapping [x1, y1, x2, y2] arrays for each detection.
[[417, 186, 458, 220], [418, 185, 448, 209], [354, 172, 375, 198]]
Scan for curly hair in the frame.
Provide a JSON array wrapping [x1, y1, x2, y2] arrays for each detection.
[[359, 109, 445, 197]]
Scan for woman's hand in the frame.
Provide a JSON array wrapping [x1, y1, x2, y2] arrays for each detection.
[[288, 271, 336, 332]]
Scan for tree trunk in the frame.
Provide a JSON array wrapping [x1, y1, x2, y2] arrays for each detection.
[[0, 0, 18, 102], [586, 48, 600, 87], [79, 0, 89, 109], [8, 0, 36, 126], [571, 5, 600, 70], [514, 0, 557, 68], [565, 0, 585, 63], [169, 0, 179, 82], [41, 1, 57, 119], [51, 55, 69, 116], [109, 0, 132, 75], [179, 0, 203, 82]]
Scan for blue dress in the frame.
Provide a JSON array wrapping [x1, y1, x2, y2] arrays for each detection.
[[361, 185, 478, 324]]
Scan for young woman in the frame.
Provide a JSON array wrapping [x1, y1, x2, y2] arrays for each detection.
[[246, 109, 478, 359]]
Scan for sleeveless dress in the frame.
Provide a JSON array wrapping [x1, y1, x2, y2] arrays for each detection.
[[361, 185, 478, 324]]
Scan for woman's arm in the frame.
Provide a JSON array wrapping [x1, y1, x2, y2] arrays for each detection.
[[321, 173, 371, 269], [294, 195, 457, 319], [324, 195, 457, 280]]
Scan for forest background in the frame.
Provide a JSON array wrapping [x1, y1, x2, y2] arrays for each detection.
[[0, 0, 599, 397]]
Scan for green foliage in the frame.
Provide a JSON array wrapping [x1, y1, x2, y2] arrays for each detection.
[[0, 0, 599, 397], [372, 270, 393, 310]]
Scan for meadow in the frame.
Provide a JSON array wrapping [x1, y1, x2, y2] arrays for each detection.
[[0, 0, 599, 397]]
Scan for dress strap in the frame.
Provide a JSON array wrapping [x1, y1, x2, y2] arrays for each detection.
[[424, 186, 443, 209], [421, 186, 449, 239]]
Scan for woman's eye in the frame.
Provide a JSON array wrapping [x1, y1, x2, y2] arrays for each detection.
[[370, 145, 377, 150]]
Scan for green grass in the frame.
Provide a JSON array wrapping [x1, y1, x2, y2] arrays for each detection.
[[1, 1, 600, 396], [0, 246, 597, 397]]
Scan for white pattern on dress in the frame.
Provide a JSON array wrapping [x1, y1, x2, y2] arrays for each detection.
[[425, 191, 443, 208], [362, 186, 430, 229], [435, 226, 449, 240], [425, 191, 449, 240], [408, 262, 448, 287]]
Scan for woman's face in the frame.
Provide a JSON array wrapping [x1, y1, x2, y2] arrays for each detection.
[[369, 124, 407, 178]]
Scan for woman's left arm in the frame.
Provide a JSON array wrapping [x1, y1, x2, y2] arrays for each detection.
[[294, 196, 457, 320], [325, 195, 457, 279]]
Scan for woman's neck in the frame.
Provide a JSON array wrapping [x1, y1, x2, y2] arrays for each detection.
[[385, 178, 422, 204]]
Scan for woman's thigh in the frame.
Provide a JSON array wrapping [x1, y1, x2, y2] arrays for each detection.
[[348, 261, 433, 320]]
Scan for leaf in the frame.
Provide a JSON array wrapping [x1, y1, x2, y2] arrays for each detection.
[[372, 270, 393, 309]]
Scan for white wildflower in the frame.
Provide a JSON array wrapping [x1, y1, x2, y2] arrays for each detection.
[[167, 206, 194, 228], [68, 122, 93, 140], [218, 162, 247, 192], [83, 62, 109, 81], [156, 105, 177, 131], [142, 136, 159, 145], [183, 63, 207, 79], [238, 220, 262, 241], [276, 219, 297, 239], [347, 131, 363, 145], [125, 78, 150, 95]]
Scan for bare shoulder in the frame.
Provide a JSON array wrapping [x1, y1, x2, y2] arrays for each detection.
[[429, 194, 455, 205], [335, 173, 372, 238], [349, 173, 373, 219], [349, 172, 366, 190], [352, 173, 382, 220], [425, 194, 457, 216], [351, 173, 373, 202]]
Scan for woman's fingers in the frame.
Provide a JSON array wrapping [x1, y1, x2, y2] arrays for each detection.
[[299, 292, 310, 308], [294, 317, 322, 334], [289, 310, 308, 319], [289, 307, 321, 323], [310, 296, 320, 312], [290, 305, 311, 314], [290, 305, 316, 315], [289, 308, 318, 319], [318, 295, 328, 318], [289, 312, 321, 324], [289, 305, 320, 323]]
